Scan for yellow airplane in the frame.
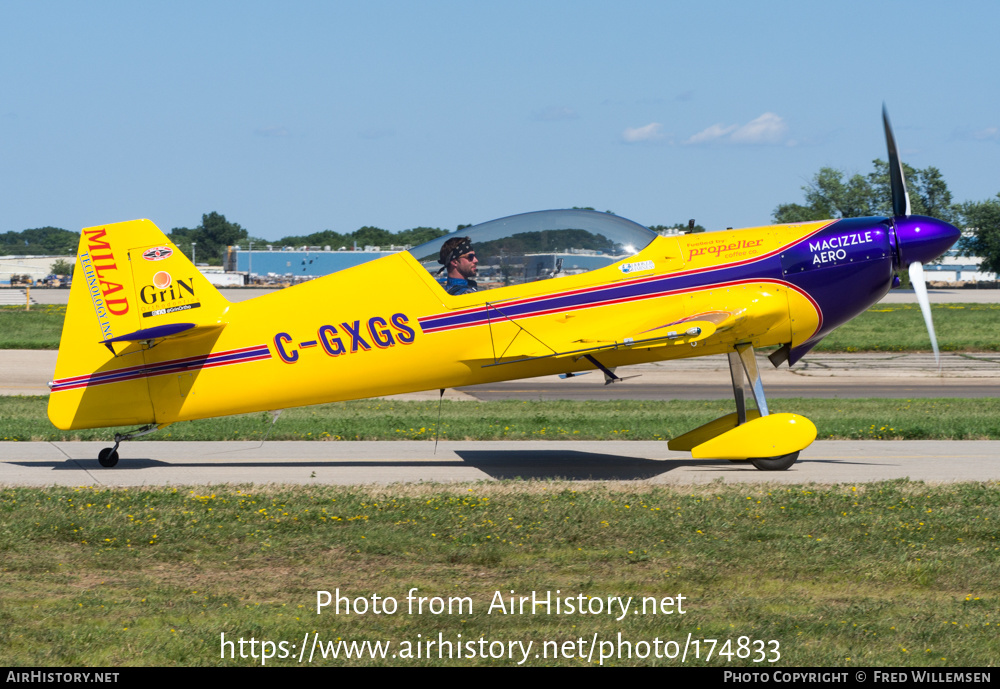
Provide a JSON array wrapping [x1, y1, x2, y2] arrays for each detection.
[[48, 110, 960, 470]]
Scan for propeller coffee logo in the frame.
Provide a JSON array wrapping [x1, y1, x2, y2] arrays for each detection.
[[686, 237, 763, 262]]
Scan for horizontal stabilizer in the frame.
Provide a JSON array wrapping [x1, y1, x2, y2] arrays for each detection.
[[102, 322, 225, 344], [100, 322, 227, 354]]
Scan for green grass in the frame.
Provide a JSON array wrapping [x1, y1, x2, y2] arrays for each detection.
[[815, 303, 1000, 352], [2, 303, 1000, 351], [0, 304, 66, 349], [1, 481, 997, 666], [6, 396, 1000, 442]]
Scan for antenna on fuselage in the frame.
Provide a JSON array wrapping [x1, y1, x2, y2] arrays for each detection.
[[257, 409, 283, 448], [433, 389, 445, 454]]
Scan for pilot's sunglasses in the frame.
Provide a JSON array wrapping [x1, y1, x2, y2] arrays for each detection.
[[461, 252, 477, 260]]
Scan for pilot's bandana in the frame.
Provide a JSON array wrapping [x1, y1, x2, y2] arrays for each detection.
[[439, 237, 473, 266]]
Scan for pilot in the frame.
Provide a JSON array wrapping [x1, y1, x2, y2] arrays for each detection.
[[438, 236, 479, 295]]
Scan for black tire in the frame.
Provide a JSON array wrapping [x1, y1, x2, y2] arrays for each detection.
[[98, 448, 119, 468], [750, 452, 798, 471]]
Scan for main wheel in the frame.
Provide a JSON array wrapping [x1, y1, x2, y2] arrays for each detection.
[[98, 448, 119, 468], [750, 452, 798, 471]]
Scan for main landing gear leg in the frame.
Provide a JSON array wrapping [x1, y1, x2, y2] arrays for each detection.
[[725, 349, 751, 463], [731, 343, 797, 471], [728, 350, 748, 425], [97, 424, 165, 468], [731, 342, 770, 419]]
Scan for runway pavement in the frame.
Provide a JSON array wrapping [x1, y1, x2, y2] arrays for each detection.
[[2, 440, 998, 486], [457, 353, 1000, 401]]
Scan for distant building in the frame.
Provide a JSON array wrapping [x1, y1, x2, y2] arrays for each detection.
[[521, 252, 619, 280], [0, 255, 74, 285], [924, 248, 995, 283]]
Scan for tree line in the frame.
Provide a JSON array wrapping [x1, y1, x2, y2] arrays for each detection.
[[172, 215, 456, 266], [1, 227, 79, 256]]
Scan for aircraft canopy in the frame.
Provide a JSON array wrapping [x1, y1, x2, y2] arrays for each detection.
[[408, 209, 658, 288]]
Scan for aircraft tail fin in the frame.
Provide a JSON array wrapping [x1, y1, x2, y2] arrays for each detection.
[[48, 219, 231, 430]]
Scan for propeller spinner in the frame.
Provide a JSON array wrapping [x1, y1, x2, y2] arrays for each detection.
[[882, 106, 961, 365]]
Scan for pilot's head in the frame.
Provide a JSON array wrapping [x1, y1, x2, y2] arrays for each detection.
[[439, 236, 478, 280]]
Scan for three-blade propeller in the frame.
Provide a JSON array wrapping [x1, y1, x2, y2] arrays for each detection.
[[883, 105, 940, 366]]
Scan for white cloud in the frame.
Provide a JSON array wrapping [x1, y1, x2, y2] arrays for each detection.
[[685, 122, 737, 145], [730, 112, 788, 144], [685, 112, 788, 145], [622, 122, 666, 143]]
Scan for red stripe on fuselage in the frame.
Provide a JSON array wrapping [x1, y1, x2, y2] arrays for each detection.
[[50, 344, 272, 392]]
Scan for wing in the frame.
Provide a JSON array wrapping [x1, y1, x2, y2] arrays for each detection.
[[482, 286, 790, 367]]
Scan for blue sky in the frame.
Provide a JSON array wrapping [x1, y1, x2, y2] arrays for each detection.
[[2, 0, 998, 240]]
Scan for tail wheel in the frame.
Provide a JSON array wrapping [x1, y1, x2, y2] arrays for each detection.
[[750, 452, 798, 471], [98, 448, 119, 468]]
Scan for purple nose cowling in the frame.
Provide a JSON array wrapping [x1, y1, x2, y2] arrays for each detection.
[[893, 216, 961, 266]]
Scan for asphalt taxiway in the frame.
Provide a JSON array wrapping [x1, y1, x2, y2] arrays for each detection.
[[2, 440, 998, 486]]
